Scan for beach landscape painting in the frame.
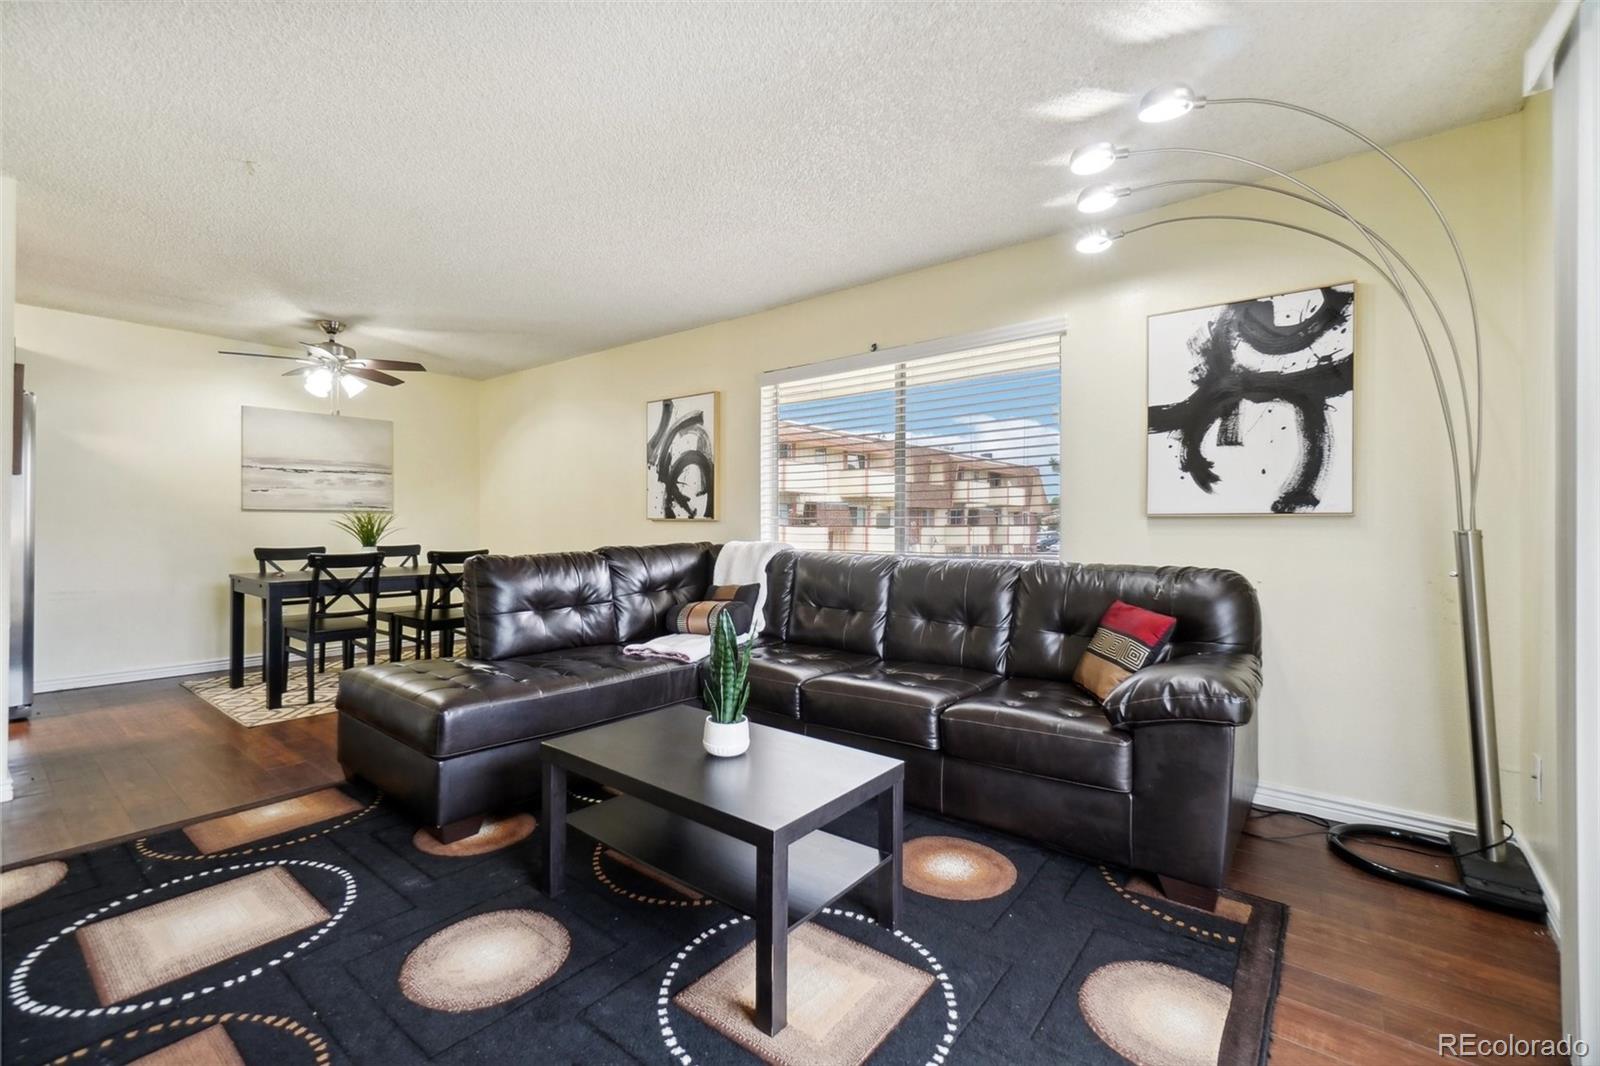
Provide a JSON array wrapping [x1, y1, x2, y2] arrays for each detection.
[[241, 406, 394, 512]]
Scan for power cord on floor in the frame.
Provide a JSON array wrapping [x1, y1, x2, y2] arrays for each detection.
[[1244, 805, 1519, 860]]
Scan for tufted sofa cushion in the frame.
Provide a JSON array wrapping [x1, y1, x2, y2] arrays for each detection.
[[1008, 561, 1262, 682], [798, 661, 1000, 749], [786, 552, 898, 657], [335, 647, 697, 757], [463, 552, 617, 659], [884, 557, 1021, 673], [940, 679, 1132, 791], [745, 641, 878, 719], [597, 542, 716, 643]]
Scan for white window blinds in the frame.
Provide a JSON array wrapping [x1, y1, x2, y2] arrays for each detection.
[[760, 322, 1063, 559]]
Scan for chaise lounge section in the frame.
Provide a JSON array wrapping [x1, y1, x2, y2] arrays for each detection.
[[336, 542, 1262, 902]]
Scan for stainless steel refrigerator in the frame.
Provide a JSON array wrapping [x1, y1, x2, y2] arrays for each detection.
[[9, 371, 33, 721]]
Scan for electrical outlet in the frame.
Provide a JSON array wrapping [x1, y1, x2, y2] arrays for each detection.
[[1532, 754, 1544, 803]]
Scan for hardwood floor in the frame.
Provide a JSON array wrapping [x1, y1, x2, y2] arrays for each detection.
[[4, 674, 339, 865], [1, 677, 1564, 1063]]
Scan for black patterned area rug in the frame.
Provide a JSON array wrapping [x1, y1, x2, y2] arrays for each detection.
[[1, 782, 1286, 1065]]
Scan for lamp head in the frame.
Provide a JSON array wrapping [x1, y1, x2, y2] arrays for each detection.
[[1138, 83, 1204, 123], [1074, 228, 1120, 254], [1067, 142, 1126, 176], [1074, 184, 1126, 214], [339, 373, 367, 398]]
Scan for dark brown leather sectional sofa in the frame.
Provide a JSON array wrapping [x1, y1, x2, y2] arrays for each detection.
[[335, 541, 1262, 904]]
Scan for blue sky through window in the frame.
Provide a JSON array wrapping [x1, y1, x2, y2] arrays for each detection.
[[778, 366, 1062, 497]]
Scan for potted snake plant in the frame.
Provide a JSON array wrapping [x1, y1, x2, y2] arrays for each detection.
[[701, 611, 752, 757]]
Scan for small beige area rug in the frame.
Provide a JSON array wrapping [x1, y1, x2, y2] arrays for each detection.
[[184, 789, 365, 854], [675, 923, 934, 1066], [129, 1024, 248, 1066], [75, 867, 330, 1006], [183, 645, 428, 727]]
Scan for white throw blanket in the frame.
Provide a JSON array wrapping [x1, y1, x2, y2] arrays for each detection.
[[622, 541, 786, 662], [622, 631, 750, 664], [712, 539, 788, 634], [621, 632, 717, 664]]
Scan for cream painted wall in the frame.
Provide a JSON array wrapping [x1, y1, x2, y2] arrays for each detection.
[[477, 108, 1559, 875], [14, 306, 481, 687], [1514, 91, 1561, 894]]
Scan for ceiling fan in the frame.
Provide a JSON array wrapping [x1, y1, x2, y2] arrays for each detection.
[[220, 319, 427, 401]]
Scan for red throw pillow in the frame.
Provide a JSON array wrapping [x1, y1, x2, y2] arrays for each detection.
[[1073, 600, 1178, 703]]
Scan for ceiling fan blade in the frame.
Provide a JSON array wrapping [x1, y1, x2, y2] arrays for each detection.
[[343, 366, 405, 387], [300, 341, 337, 358], [219, 350, 306, 361], [347, 358, 427, 373], [282, 365, 318, 377]]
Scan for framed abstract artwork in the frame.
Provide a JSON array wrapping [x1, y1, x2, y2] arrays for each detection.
[[646, 391, 718, 520], [240, 406, 394, 512], [1146, 283, 1355, 516]]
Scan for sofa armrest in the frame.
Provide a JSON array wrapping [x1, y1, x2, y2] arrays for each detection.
[[1103, 653, 1262, 728]]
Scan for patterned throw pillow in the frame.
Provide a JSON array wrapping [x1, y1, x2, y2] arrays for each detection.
[[1073, 600, 1178, 703], [663, 583, 759, 635]]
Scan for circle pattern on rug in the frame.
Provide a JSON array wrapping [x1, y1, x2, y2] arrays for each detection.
[[134, 793, 382, 862], [591, 844, 715, 908], [902, 836, 1018, 901], [656, 908, 959, 1066], [42, 1012, 330, 1066], [1, 860, 68, 911], [398, 909, 570, 1013], [412, 814, 537, 857], [7, 860, 357, 1019], [1078, 960, 1231, 1066]]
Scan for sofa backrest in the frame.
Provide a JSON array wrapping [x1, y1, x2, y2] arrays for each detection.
[[597, 542, 716, 643], [884, 557, 1021, 672], [785, 552, 897, 657], [1008, 562, 1261, 681], [464, 552, 618, 659]]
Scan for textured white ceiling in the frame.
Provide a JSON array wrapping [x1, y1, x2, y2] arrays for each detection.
[[2, 0, 1551, 378]]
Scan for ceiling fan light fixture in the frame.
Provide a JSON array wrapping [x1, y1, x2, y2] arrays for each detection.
[[339, 373, 367, 398], [303, 366, 334, 399]]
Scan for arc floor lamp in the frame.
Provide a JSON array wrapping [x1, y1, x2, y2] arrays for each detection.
[[1068, 85, 1545, 916]]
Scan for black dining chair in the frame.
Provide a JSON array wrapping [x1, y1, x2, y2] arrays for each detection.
[[253, 545, 325, 677], [281, 552, 384, 703], [373, 543, 423, 647], [387, 549, 486, 660]]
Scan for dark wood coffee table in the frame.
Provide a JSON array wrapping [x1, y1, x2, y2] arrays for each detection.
[[536, 703, 905, 1036]]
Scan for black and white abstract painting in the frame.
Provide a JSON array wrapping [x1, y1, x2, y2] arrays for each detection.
[[1147, 283, 1355, 515], [646, 391, 717, 520], [241, 406, 394, 512]]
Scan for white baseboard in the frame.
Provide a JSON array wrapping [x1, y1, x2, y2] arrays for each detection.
[[35, 654, 263, 694], [1253, 781, 1562, 941]]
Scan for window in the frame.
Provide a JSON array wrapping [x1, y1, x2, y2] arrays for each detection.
[[761, 321, 1063, 558]]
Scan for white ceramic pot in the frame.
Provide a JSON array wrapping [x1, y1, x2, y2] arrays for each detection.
[[702, 716, 750, 757]]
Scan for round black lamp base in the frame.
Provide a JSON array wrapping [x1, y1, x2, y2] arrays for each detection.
[[1327, 823, 1546, 918]]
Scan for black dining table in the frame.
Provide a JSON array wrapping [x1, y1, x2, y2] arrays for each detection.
[[228, 565, 431, 709]]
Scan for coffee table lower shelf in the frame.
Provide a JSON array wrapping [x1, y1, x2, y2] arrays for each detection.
[[568, 794, 885, 928]]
